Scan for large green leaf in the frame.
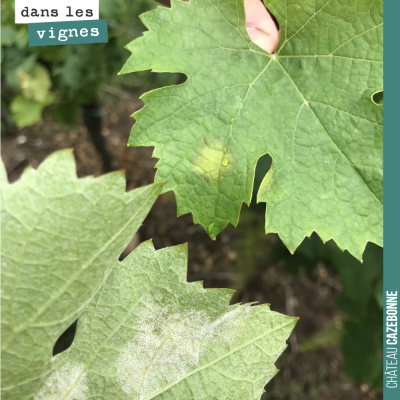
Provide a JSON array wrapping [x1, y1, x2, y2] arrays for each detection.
[[35, 241, 296, 400], [1, 150, 163, 399], [120, 0, 383, 260]]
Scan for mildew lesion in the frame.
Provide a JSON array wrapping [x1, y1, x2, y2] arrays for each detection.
[[191, 140, 232, 181], [116, 301, 210, 400], [115, 299, 250, 400], [35, 362, 88, 400]]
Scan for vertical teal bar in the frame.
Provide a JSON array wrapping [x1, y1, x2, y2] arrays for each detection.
[[384, 1, 400, 398]]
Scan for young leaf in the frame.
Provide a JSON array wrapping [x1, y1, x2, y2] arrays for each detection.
[[120, 0, 383, 260], [35, 241, 297, 400], [1, 150, 163, 399], [11, 92, 55, 129]]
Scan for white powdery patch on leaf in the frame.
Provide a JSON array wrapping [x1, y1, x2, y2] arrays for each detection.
[[204, 305, 250, 348], [28, 243, 296, 400], [116, 298, 250, 400], [116, 300, 210, 399], [35, 362, 88, 400]]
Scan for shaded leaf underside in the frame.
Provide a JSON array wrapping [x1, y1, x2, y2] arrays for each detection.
[[1, 151, 163, 399], [121, 0, 383, 260], [35, 241, 297, 400]]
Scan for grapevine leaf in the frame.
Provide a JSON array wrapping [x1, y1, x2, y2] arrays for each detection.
[[120, 0, 383, 260], [0, 159, 7, 186], [1, 150, 164, 399], [35, 241, 297, 400]]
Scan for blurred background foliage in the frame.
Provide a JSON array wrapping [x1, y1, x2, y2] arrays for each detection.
[[1, 0, 181, 129], [1, 0, 383, 398]]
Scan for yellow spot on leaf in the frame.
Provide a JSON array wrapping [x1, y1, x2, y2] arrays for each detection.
[[193, 142, 223, 180]]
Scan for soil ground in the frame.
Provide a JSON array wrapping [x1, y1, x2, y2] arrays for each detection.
[[1, 93, 383, 400]]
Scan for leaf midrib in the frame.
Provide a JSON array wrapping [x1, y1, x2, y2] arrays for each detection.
[[208, 53, 382, 235], [144, 317, 295, 400], [1, 184, 161, 353], [58, 251, 180, 400], [276, 60, 383, 206], [210, 58, 274, 232]]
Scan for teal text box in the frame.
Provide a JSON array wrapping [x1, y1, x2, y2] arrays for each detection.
[[28, 19, 108, 46], [384, 0, 399, 398]]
